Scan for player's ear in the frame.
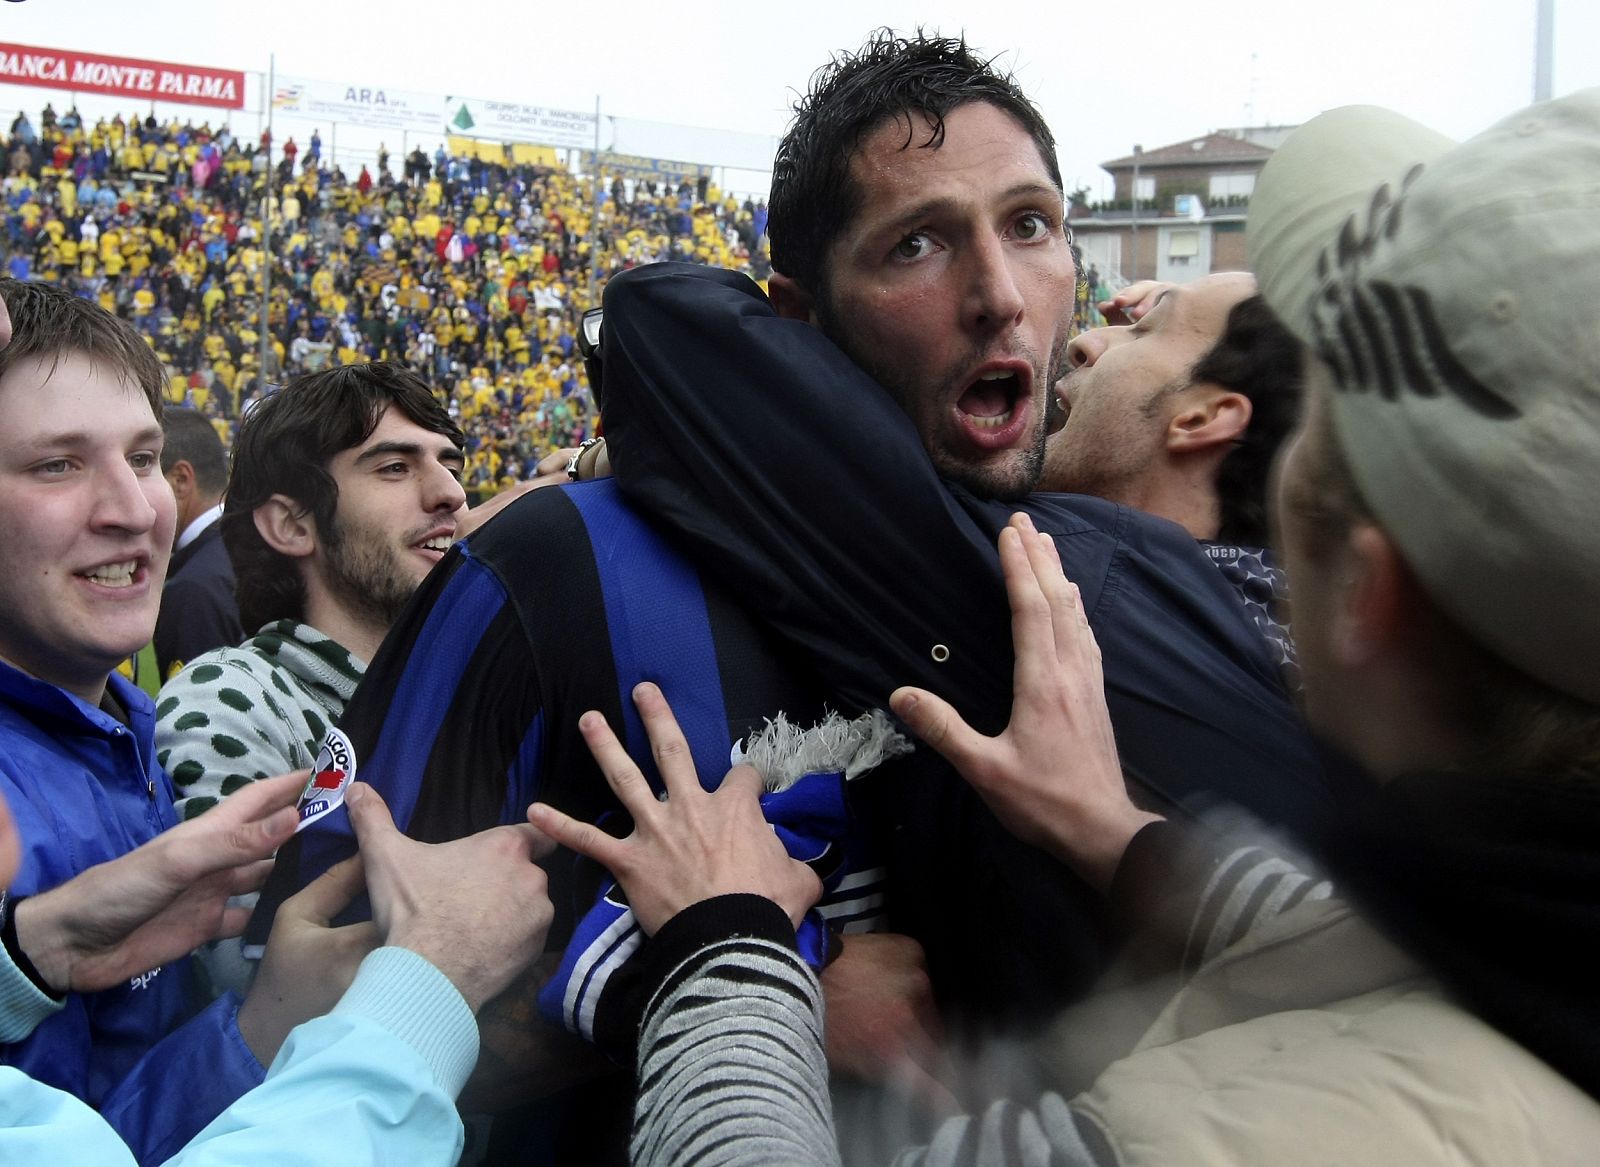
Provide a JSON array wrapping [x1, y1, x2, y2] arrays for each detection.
[[768, 273, 818, 325], [1167, 388, 1251, 455], [253, 495, 317, 559]]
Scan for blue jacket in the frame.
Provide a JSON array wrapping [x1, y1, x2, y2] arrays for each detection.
[[0, 662, 263, 1164]]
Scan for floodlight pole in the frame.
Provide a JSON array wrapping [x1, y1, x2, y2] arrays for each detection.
[[259, 53, 274, 391], [1533, 0, 1554, 102], [588, 96, 601, 309]]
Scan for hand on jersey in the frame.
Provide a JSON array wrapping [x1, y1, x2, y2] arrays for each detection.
[[889, 513, 1163, 892], [14, 770, 303, 995], [528, 681, 822, 935]]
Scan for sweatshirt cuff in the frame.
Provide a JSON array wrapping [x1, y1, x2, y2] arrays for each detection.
[[0, 931, 63, 1043], [638, 894, 800, 988], [332, 947, 479, 1099]]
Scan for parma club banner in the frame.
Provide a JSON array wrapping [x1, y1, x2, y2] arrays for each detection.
[[0, 42, 245, 110]]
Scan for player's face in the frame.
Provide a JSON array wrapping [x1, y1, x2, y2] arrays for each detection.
[[818, 102, 1076, 501], [318, 406, 466, 631], [1044, 273, 1256, 500], [0, 352, 174, 703]]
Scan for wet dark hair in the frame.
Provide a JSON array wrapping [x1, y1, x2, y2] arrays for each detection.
[[160, 407, 228, 495], [1191, 295, 1304, 547], [769, 29, 1062, 296], [223, 362, 463, 633], [0, 277, 165, 415]]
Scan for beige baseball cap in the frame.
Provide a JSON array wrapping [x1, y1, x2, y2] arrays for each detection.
[[1249, 89, 1600, 704]]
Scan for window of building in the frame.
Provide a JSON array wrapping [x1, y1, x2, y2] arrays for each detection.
[[1168, 229, 1201, 259], [1209, 172, 1256, 199], [1133, 176, 1155, 201]]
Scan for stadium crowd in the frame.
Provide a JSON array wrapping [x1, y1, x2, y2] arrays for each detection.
[[0, 102, 771, 496]]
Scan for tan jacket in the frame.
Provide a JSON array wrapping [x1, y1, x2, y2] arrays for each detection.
[[1073, 896, 1600, 1164]]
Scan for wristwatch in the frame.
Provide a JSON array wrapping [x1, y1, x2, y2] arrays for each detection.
[[566, 436, 605, 481]]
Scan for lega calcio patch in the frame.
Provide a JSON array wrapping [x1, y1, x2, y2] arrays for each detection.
[[296, 727, 357, 832]]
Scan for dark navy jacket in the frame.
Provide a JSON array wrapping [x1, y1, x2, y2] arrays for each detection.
[[153, 519, 243, 682], [597, 263, 1336, 1025]]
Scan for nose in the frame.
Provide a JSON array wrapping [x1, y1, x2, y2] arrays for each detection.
[[93, 460, 158, 533], [964, 234, 1025, 334], [1065, 326, 1118, 370], [425, 460, 469, 516]]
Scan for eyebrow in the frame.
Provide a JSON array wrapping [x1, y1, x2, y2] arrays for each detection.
[[16, 426, 164, 451], [869, 181, 1064, 238], [356, 439, 466, 465]]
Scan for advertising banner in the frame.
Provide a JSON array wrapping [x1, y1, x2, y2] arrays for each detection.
[[581, 151, 713, 180], [273, 75, 439, 135], [0, 42, 244, 110], [444, 97, 596, 151]]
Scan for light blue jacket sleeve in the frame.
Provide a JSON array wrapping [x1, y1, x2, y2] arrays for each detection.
[[0, 927, 63, 1043], [0, 948, 476, 1167], [164, 946, 475, 1166]]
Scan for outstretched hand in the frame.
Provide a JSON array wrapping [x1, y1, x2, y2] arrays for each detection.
[[14, 770, 304, 995], [528, 681, 821, 935], [889, 513, 1162, 891]]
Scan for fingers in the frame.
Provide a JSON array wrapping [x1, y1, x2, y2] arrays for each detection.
[[167, 771, 305, 873], [631, 682, 700, 799], [226, 858, 277, 898], [578, 708, 658, 818], [999, 521, 1056, 690], [488, 821, 558, 864], [890, 686, 983, 773], [526, 803, 627, 872], [715, 762, 764, 801], [282, 853, 366, 927]]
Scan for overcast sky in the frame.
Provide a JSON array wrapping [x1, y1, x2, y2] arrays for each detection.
[[3, 0, 1595, 198]]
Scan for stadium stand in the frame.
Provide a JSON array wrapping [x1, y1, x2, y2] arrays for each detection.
[[1, 104, 772, 497]]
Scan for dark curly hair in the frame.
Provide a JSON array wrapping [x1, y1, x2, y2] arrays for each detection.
[[223, 363, 463, 633], [1190, 295, 1305, 547], [768, 28, 1062, 296]]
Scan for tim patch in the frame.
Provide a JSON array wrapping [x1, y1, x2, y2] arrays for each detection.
[[296, 727, 357, 832]]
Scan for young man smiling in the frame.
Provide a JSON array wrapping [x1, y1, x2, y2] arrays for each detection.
[[157, 363, 467, 824], [0, 279, 345, 1162]]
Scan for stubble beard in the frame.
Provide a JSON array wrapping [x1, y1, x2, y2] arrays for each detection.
[[818, 299, 1063, 503], [322, 514, 416, 635]]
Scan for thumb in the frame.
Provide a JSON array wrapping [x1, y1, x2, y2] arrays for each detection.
[[890, 686, 985, 770], [344, 782, 397, 856]]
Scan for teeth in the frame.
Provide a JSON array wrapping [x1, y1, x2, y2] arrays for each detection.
[[969, 408, 1015, 430], [84, 561, 137, 587], [978, 371, 1015, 381], [421, 537, 453, 552]]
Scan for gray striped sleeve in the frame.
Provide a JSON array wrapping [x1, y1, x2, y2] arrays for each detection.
[[631, 897, 1116, 1167], [634, 929, 840, 1166], [1184, 845, 1332, 973]]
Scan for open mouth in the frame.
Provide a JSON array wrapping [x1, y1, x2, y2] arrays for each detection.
[[954, 368, 1031, 448], [78, 559, 142, 589], [958, 371, 1023, 429]]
